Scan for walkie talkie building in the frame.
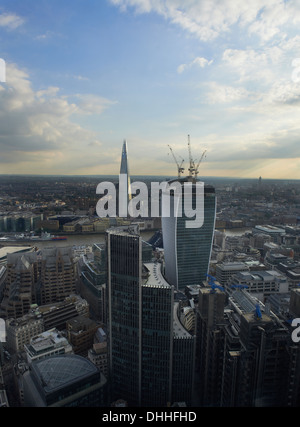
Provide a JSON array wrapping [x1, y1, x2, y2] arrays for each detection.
[[162, 177, 216, 291]]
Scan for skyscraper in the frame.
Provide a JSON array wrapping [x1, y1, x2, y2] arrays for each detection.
[[221, 290, 290, 407], [106, 225, 195, 406], [119, 140, 131, 216], [162, 176, 216, 291], [107, 225, 142, 405], [196, 283, 226, 406]]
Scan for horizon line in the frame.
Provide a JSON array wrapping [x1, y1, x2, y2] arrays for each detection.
[[0, 173, 299, 181]]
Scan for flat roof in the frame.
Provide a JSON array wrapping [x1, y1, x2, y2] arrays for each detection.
[[27, 329, 69, 355], [0, 246, 33, 260], [255, 225, 285, 233]]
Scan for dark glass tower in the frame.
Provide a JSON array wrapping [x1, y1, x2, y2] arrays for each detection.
[[162, 177, 216, 290], [106, 225, 195, 407], [107, 225, 142, 406]]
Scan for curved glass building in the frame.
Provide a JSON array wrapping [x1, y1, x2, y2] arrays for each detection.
[[162, 177, 216, 290]]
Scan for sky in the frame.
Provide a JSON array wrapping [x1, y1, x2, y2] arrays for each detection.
[[1, 0, 300, 178]]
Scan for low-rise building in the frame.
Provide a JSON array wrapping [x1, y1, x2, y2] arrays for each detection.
[[22, 354, 107, 407], [230, 270, 289, 301], [6, 312, 44, 353], [24, 328, 73, 364], [216, 262, 250, 287]]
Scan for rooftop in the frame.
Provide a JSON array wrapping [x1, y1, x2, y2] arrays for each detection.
[[173, 302, 193, 339], [143, 262, 172, 289], [217, 262, 248, 271], [235, 270, 286, 282], [26, 329, 70, 356], [254, 225, 286, 233], [31, 354, 98, 393]]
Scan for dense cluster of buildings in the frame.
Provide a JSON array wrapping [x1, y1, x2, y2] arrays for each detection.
[[1, 144, 300, 408]]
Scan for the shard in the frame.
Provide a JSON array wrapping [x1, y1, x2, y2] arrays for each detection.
[[120, 140, 130, 176], [119, 140, 131, 216]]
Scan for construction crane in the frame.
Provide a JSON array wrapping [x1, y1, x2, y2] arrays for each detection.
[[194, 149, 207, 178], [187, 134, 207, 179], [206, 274, 224, 293], [168, 144, 184, 178], [187, 134, 195, 177]]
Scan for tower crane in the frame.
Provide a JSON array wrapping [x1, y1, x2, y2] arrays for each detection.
[[168, 145, 184, 178], [187, 134, 195, 177], [194, 149, 207, 178], [187, 134, 207, 179]]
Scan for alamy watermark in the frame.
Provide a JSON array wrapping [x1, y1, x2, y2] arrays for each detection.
[[96, 174, 204, 228], [0, 318, 5, 343], [291, 318, 300, 343], [0, 58, 6, 83]]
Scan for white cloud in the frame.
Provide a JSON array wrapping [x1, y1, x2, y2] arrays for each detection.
[[177, 57, 213, 74], [205, 82, 250, 104], [108, 0, 300, 43], [0, 11, 24, 30], [74, 94, 117, 115], [222, 48, 273, 82], [0, 63, 116, 173]]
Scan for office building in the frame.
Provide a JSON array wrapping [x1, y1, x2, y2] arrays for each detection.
[[5, 296, 88, 353], [221, 290, 290, 407], [79, 243, 107, 322], [215, 262, 250, 287], [24, 328, 73, 364], [38, 294, 89, 331], [162, 177, 216, 291], [230, 270, 288, 300], [106, 225, 142, 406], [66, 315, 99, 357], [0, 252, 38, 319], [289, 288, 300, 317], [0, 248, 77, 319], [6, 313, 44, 353], [0, 213, 43, 233], [106, 225, 195, 407], [88, 342, 108, 377], [23, 354, 107, 407], [196, 281, 226, 406], [38, 247, 77, 305]]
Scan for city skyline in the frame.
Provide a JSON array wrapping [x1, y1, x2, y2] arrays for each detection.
[[1, 1, 300, 178]]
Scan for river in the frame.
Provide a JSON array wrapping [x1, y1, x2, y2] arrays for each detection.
[[1, 231, 156, 250], [1, 228, 250, 251]]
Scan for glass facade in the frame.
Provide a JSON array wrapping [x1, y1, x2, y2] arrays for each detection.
[[141, 284, 173, 407], [107, 227, 142, 406], [23, 354, 107, 407], [107, 226, 195, 407], [163, 179, 216, 290]]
